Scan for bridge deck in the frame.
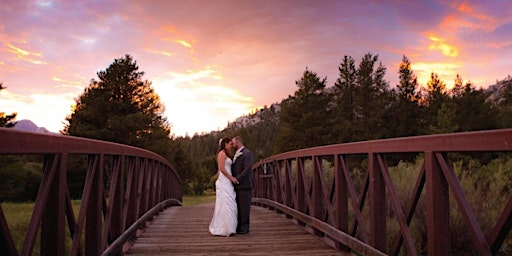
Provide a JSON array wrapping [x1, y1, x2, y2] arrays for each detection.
[[126, 202, 344, 255]]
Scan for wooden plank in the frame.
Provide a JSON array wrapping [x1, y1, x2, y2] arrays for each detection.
[[126, 203, 345, 255]]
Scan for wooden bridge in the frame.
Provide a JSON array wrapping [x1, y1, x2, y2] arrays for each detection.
[[1, 128, 512, 255], [125, 202, 343, 255]]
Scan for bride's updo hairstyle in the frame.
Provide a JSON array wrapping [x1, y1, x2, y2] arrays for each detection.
[[217, 137, 231, 154]]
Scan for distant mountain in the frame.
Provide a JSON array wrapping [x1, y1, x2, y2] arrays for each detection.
[[9, 119, 50, 133]]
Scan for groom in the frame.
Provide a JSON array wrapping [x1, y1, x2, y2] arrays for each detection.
[[231, 136, 254, 234]]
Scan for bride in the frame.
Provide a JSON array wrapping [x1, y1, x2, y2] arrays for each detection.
[[209, 138, 239, 236]]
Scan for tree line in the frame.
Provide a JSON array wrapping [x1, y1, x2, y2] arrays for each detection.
[[1, 53, 512, 199], [184, 54, 512, 191], [276, 53, 507, 152]]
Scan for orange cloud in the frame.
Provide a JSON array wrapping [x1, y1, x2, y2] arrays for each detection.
[[147, 48, 176, 57], [6, 44, 46, 64], [156, 24, 195, 54], [175, 40, 192, 48], [166, 67, 223, 83], [51, 76, 85, 89], [487, 41, 512, 49], [440, 2, 505, 32], [428, 36, 459, 57], [159, 38, 196, 54]]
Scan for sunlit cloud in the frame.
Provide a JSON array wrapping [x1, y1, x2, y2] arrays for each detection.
[[51, 76, 85, 89], [0, 89, 27, 102], [412, 62, 462, 88], [161, 83, 254, 137], [6, 44, 47, 64], [147, 49, 176, 57], [166, 67, 223, 83], [428, 36, 459, 57], [28, 93, 76, 130], [0, 90, 75, 132], [151, 66, 254, 137], [6, 44, 31, 57], [175, 40, 192, 49], [162, 38, 196, 53], [442, 1, 506, 32]]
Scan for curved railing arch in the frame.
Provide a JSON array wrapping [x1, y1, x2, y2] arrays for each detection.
[[252, 128, 512, 255], [0, 128, 182, 256]]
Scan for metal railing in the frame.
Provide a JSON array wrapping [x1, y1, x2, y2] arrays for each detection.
[[252, 129, 512, 255], [0, 128, 182, 256]]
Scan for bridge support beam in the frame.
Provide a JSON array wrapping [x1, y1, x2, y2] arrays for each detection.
[[41, 154, 67, 256], [369, 153, 386, 252], [426, 151, 450, 255]]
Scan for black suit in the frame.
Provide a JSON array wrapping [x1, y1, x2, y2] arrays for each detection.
[[232, 147, 254, 233]]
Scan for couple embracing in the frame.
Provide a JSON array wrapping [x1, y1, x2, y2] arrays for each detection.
[[209, 136, 254, 236]]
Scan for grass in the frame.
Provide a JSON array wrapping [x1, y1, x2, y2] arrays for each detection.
[[1, 200, 82, 254], [1, 192, 216, 253], [182, 190, 216, 206]]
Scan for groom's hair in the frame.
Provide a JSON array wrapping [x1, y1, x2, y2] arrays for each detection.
[[233, 136, 243, 145]]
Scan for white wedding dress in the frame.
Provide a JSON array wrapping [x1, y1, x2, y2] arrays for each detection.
[[209, 157, 237, 236]]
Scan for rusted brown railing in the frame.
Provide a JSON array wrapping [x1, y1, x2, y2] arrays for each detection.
[[252, 129, 512, 255], [0, 128, 182, 256]]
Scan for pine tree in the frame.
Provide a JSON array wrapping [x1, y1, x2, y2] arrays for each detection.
[[276, 68, 330, 152], [451, 74, 465, 98], [333, 56, 358, 143], [63, 55, 170, 152], [353, 53, 393, 141], [423, 72, 449, 133], [429, 102, 459, 134], [451, 76, 497, 131], [394, 55, 422, 137]]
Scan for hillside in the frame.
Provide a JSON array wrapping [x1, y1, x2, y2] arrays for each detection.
[[224, 76, 512, 132]]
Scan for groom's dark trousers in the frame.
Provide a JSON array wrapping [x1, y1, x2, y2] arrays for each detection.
[[235, 188, 252, 233], [232, 147, 254, 233]]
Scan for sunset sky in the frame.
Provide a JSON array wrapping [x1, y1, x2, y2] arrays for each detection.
[[1, 1, 511, 137]]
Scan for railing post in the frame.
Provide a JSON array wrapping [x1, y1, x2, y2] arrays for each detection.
[[312, 156, 324, 236], [253, 165, 262, 203], [41, 153, 67, 256], [156, 163, 163, 204], [136, 159, 147, 219], [425, 151, 450, 255], [369, 153, 386, 252], [124, 157, 139, 229], [273, 160, 283, 206], [334, 154, 349, 251], [296, 158, 306, 226], [284, 159, 293, 209], [86, 154, 104, 256], [149, 161, 157, 209], [103, 155, 125, 252], [143, 159, 151, 213]]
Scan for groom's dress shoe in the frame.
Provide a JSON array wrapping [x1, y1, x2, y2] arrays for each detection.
[[236, 230, 249, 234]]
